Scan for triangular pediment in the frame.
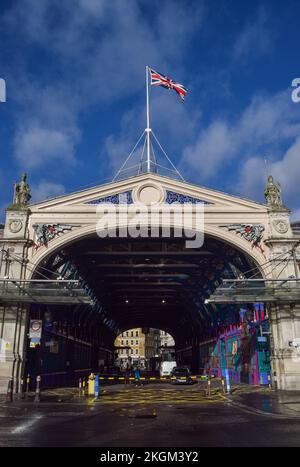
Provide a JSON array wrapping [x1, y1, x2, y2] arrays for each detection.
[[29, 173, 267, 213]]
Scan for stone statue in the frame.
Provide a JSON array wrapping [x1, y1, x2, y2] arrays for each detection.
[[13, 173, 31, 206], [264, 175, 282, 208]]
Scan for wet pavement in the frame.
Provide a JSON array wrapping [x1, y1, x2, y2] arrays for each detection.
[[1, 383, 300, 447]]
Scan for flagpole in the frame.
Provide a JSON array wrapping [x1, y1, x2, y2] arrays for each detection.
[[146, 65, 151, 172]]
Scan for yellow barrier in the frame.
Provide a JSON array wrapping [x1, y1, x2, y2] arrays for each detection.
[[93, 375, 211, 381]]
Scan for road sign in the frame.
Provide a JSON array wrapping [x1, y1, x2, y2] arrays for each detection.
[[258, 336, 267, 342], [29, 320, 42, 339]]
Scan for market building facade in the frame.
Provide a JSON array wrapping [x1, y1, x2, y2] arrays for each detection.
[[0, 171, 300, 392]]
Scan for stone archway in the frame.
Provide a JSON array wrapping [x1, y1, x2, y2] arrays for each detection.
[[24, 223, 266, 382]]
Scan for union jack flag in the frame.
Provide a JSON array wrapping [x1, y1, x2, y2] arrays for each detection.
[[150, 68, 188, 101]]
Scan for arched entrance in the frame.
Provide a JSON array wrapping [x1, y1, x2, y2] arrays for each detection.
[[24, 228, 270, 386]]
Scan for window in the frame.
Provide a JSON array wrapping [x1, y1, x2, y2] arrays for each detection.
[[131, 348, 133, 354], [121, 340, 124, 345], [136, 349, 138, 354], [136, 340, 138, 345], [126, 340, 128, 345], [126, 331, 128, 336], [136, 331, 138, 337], [131, 340, 133, 345], [131, 331, 133, 337]]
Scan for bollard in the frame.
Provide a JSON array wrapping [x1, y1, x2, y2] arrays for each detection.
[[34, 375, 41, 403], [20, 377, 24, 399], [25, 374, 30, 399], [221, 377, 226, 394], [78, 378, 82, 397], [267, 374, 272, 390], [88, 373, 95, 396], [207, 377, 211, 397], [225, 369, 231, 394], [6, 377, 13, 403]]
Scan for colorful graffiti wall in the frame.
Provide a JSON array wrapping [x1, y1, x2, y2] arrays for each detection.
[[199, 303, 271, 385]]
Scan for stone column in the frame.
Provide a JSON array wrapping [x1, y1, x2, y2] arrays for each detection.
[[0, 208, 31, 394], [0, 304, 29, 394], [269, 302, 300, 390], [265, 208, 300, 389]]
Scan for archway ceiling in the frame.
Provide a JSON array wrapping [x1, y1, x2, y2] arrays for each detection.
[[44, 234, 256, 342]]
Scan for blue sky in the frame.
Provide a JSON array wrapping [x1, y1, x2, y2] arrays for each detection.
[[1, 0, 300, 220]]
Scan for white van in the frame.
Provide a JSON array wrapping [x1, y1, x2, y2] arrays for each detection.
[[160, 361, 177, 377]]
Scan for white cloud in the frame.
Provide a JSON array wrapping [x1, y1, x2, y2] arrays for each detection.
[[2, 0, 204, 174], [30, 180, 66, 203], [291, 208, 300, 222], [235, 156, 266, 201], [233, 6, 272, 61], [239, 136, 300, 206], [106, 84, 300, 212], [3, 0, 203, 104], [181, 88, 300, 179], [14, 123, 78, 170], [103, 90, 201, 177], [181, 120, 234, 180]]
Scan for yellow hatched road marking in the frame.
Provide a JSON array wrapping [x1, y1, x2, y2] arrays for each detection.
[[94, 388, 223, 404]]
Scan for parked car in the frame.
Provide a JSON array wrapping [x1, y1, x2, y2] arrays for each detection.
[[170, 367, 193, 384]]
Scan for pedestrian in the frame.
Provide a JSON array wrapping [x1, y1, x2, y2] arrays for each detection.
[[134, 366, 141, 387], [125, 363, 131, 385]]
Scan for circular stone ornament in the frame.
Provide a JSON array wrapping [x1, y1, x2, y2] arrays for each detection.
[[134, 182, 164, 205], [8, 219, 23, 233], [273, 219, 289, 234]]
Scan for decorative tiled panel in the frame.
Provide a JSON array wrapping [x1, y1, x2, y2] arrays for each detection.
[[86, 191, 133, 205], [165, 191, 213, 204]]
